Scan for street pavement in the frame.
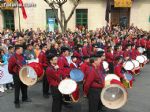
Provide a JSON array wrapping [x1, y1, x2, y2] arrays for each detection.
[[0, 63, 150, 112]]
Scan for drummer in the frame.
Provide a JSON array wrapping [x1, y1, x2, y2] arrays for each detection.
[[46, 53, 62, 112], [8, 45, 31, 108], [114, 56, 127, 80], [83, 51, 106, 112]]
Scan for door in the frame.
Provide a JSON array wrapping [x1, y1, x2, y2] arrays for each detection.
[[111, 6, 130, 27]]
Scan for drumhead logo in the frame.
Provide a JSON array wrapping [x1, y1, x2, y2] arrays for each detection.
[[0, 70, 4, 79]]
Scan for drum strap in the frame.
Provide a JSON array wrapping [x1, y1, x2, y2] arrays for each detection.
[[13, 54, 26, 68]]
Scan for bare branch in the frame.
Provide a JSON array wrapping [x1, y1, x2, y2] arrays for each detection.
[[44, 0, 63, 28], [66, 0, 80, 23]]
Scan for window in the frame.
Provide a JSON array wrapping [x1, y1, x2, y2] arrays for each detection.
[[46, 9, 58, 30], [3, 10, 15, 31], [76, 9, 88, 28]]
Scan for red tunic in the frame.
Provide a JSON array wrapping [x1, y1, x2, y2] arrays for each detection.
[[57, 55, 70, 78], [114, 64, 125, 79], [84, 66, 104, 96], [38, 51, 48, 68], [8, 53, 25, 75], [105, 52, 114, 63], [46, 65, 62, 87], [82, 46, 89, 56], [80, 62, 89, 80]]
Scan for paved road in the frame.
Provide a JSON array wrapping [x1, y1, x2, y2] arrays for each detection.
[[0, 63, 150, 112]]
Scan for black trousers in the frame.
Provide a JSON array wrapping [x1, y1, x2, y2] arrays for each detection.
[[43, 73, 49, 95], [13, 75, 28, 104], [147, 49, 150, 59], [51, 86, 62, 112], [108, 62, 114, 74], [88, 88, 103, 112]]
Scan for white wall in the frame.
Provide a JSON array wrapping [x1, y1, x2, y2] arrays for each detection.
[[130, 0, 150, 31], [14, 0, 107, 31], [13, 0, 150, 31]]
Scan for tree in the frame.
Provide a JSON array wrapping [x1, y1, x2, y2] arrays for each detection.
[[44, 0, 80, 33]]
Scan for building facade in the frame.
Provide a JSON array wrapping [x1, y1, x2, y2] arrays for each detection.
[[0, 0, 150, 31]]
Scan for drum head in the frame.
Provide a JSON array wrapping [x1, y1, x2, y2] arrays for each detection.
[[124, 61, 134, 70], [136, 56, 145, 63], [103, 61, 109, 70], [138, 47, 144, 54], [58, 79, 77, 95], [70, 69, 84, 82], [105, 74, 120, 82], [124, 73, 133, 81], [101, 84, 127, 109], [19, 66, 37, 86], [132, 60, 140, 68]]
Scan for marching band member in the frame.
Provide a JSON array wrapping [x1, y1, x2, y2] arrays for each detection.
[[70, 56, 78, 69], [57, 46, 71, 78], [8, 45, 31, 108], [105, 46, 114, 73], [38, 44, 50, 98], [114, 56, 126, 80], [46, 53, 62, 112], [80, 56, 90, 81], [84, 51, 106, 112], [123, 44, 132, 61]]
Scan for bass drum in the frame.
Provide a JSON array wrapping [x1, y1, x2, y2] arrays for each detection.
[[19, 62, 44, 86], [58, 79, 79, 103], [101, 74, 127, 109]]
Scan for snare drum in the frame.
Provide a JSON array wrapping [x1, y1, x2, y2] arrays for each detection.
[[70, 69, 84, 82], [132, 60, 140, 70], [58, 79, 79, 103], [123, 61, 134, 71]]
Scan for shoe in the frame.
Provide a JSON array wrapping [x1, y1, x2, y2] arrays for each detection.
[[43, 94, 49, 98], [15, 104, 20, 108], [22, 98, 32, 102]]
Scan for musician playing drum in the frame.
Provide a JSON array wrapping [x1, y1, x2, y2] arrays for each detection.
[[84, 51, 107, 112], [46, 53, 63, 112], [8, 45, 31, 108]]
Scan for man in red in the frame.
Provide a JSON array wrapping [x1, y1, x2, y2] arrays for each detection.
[[8, 45, 31, 108], [105, 46, 114, 73], [38, 44, 49, 98], [123, 44, 132, 60], [84, 51, 106, 112], [80, 56, 90, 81], [57, 46, 71, 78], [82, 40, 89, 56], [46, 53, 63, 112]]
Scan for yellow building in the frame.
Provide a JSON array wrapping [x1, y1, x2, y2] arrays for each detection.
[[0, 0, 150, 31]]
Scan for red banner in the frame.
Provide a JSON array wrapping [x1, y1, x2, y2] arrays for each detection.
[[18, 0, 27, 19]]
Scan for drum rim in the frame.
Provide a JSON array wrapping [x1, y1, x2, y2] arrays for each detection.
[[105, 74, 120, 82], [101, 84, 128, 109], [19, 65, 38, 86]]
